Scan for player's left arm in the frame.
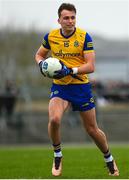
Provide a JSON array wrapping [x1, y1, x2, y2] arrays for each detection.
[[77, 51, 95, 74], [72, 32, 95, 75]]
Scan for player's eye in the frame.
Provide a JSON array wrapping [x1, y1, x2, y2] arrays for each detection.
[[63, 16, 69, 20], [71, 16, 75, 20]]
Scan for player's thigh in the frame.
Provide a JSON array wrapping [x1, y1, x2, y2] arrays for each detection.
[[49, 97, 70, 122], [80, 108, 98, 129]]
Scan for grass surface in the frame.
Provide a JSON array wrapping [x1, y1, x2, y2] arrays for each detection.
[[0, 145, 128, 179]]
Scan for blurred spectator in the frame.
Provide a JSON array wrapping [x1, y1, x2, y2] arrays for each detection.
[[103, 81, 129, 102], [0, 79, 18, 126], [91, 79, 105, 97], [90, 79, 129, 103]]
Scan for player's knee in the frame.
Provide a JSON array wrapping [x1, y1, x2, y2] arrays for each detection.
[[87, 126, 98, 137], [49, 115, 61, 126]]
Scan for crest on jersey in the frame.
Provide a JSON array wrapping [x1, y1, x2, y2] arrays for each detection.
[[74, 40, 79, 47]]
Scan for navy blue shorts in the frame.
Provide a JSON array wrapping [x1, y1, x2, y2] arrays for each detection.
[[50, 83, 95, 111]]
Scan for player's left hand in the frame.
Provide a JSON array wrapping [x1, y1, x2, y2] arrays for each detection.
[[53, 62, 72, 79]]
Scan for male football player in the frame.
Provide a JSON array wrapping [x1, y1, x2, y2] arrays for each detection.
[[35, 3, 119, 177]]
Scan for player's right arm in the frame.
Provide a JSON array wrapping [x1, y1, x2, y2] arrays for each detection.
[[35, 46, 49, 76], [35, 46, 49, 64], [35, 33, 50, 75], [35, 33, 50, 64], [35, 33, 51, 64]]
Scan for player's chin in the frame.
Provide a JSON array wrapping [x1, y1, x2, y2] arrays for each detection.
[[66, 26, 75, 31]]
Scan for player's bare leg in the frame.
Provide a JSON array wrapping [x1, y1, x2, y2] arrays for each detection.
[[48, 97, 69, 176], [80, 108, 119, 176]]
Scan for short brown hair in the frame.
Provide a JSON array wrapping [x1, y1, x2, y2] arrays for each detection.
[[58, 3, 76, 18]]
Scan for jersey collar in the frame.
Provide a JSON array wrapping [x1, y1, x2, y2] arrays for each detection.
[[60, 28, 76, 39]]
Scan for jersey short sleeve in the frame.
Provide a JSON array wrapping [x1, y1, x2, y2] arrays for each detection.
[[83, 32, 94, 51], [42, 33, 51, 49]]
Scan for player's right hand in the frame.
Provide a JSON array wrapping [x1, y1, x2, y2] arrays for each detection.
[[39, 61, 46, 76]]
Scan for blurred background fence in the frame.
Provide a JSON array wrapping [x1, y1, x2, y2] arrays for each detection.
[[0, 107, 129, 144]]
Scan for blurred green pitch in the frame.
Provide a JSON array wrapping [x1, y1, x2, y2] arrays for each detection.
[[0, 145, 128, 179]]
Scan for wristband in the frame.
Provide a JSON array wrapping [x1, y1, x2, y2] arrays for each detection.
[[72, 67, 78, 74]]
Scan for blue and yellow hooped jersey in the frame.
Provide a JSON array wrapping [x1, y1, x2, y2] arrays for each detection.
[[42, 28, 94, 85]]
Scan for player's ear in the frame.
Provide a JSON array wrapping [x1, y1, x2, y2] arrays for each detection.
[[58, 18, 61, 24]]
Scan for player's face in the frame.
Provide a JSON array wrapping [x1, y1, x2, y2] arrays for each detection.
[[58, 10, 76, 34]]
